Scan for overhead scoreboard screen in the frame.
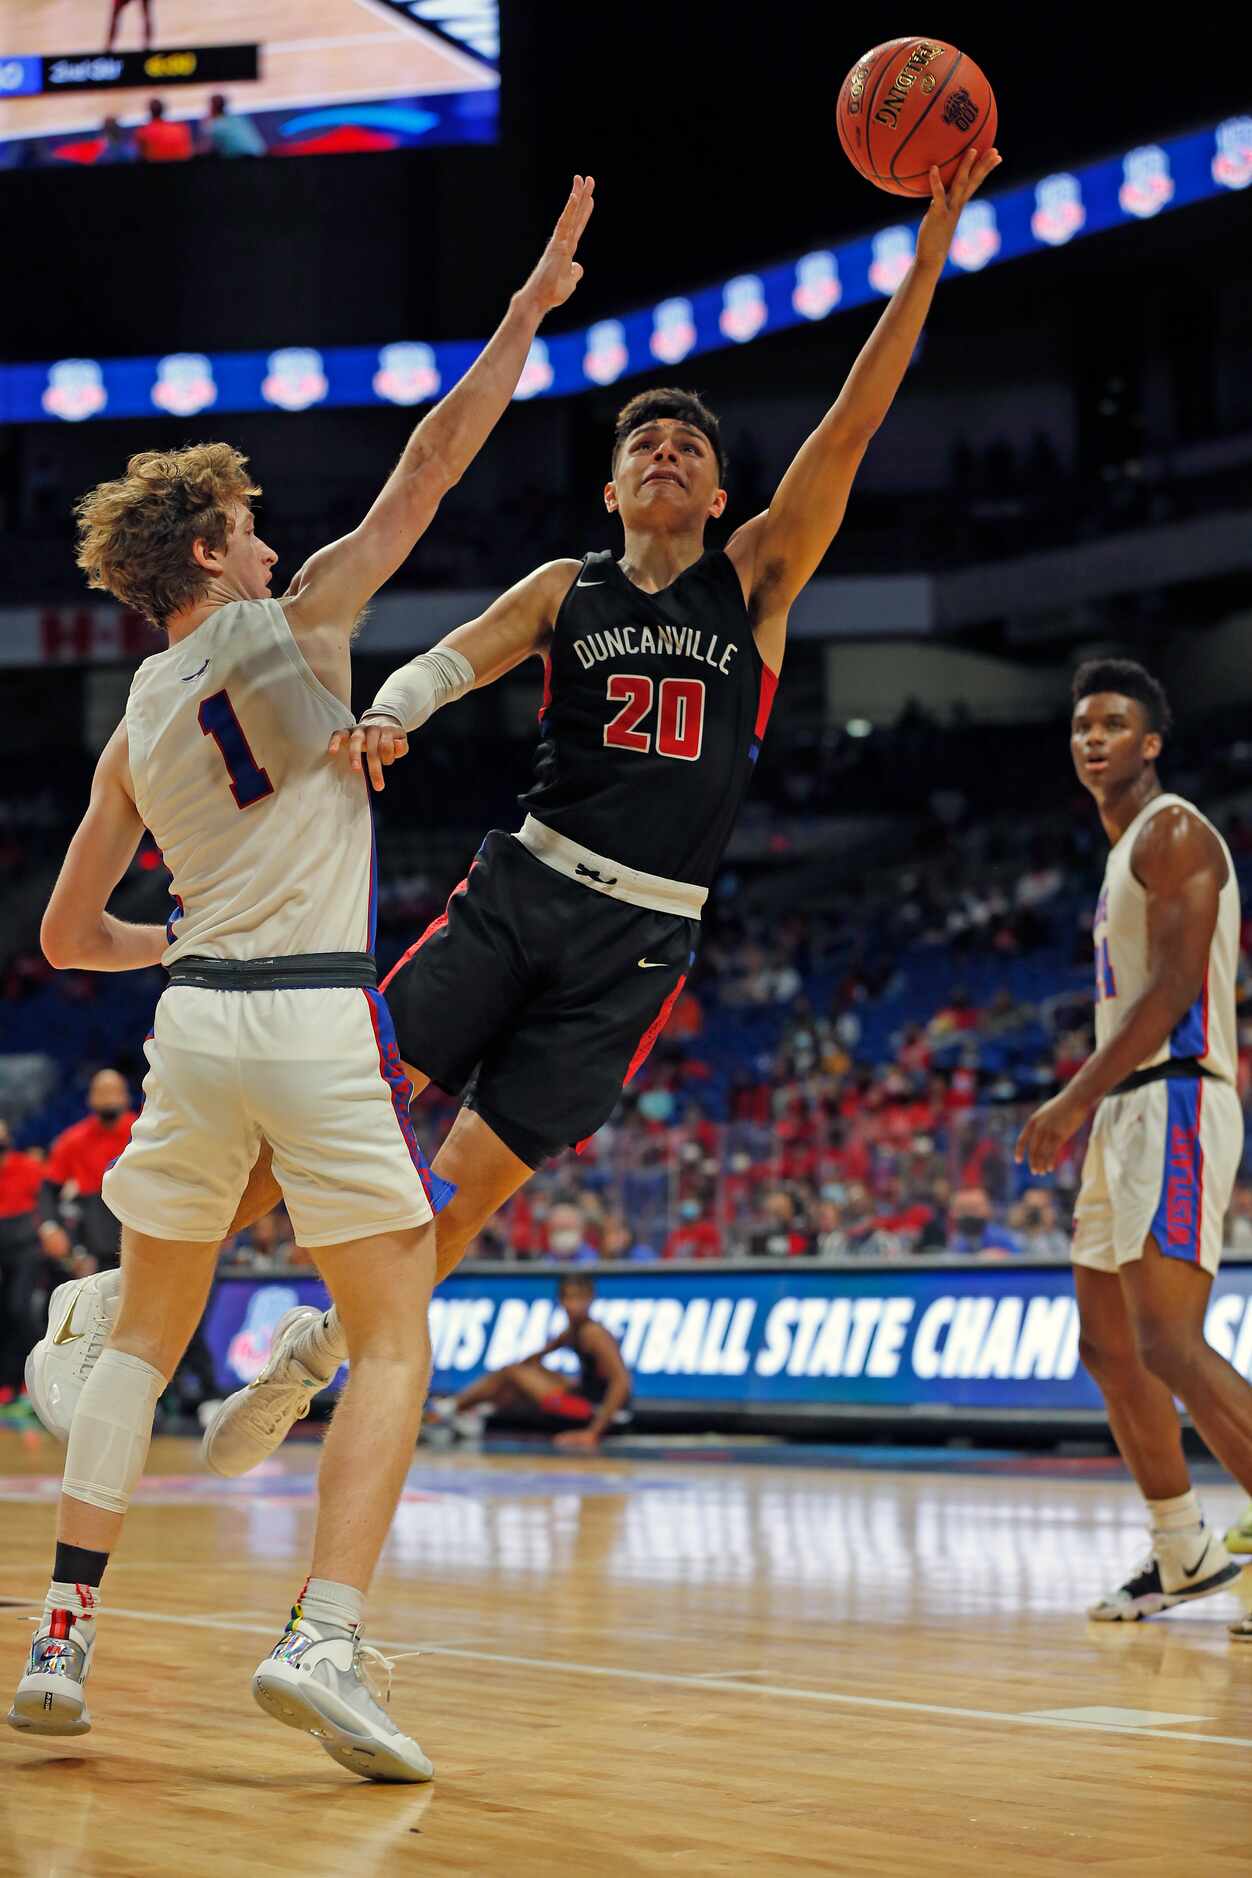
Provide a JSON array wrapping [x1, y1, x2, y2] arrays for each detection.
[[0, 1, 499, 166]]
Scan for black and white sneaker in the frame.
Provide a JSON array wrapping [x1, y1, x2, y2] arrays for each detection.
[[1088, 1528, 1242, 1622]]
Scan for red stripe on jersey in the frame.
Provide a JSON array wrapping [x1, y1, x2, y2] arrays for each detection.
[[755, 665, 779, 740], [625, 973, 688, 1087], [380, 862, 477, 993], [539, 653, 553, 724]]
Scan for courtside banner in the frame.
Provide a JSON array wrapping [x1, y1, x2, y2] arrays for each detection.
[[201, 1262, 1252, 1414]]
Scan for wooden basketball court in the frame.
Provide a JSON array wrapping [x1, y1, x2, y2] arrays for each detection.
[[8, 1, 497, 141], [3, 1432, 1251, 1875]]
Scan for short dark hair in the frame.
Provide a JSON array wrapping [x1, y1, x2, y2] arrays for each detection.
[[612, 388, 727, 483], [1072, 658, 1173, 738], [557, 1273, 595, 1297], [149, 98, 165, 118]]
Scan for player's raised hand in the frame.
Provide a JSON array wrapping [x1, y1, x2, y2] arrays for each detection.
[[518, 175, 596, 315], [915, 146, 1002, 272], [328, 717, 410, 793]]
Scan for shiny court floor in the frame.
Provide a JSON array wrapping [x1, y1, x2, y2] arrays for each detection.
[[3, 1433, 1251, 1876]]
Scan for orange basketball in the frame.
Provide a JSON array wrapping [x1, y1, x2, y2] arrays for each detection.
[[837, 37, 996, 197]]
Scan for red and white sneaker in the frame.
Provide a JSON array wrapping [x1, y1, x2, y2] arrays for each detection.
[[7, 1611, 95, 1736]]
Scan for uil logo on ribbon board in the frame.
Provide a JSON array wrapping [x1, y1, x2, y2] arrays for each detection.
[[1119, 145, 1174, 220], [373, 342, 440, 406], [868, 226, 915, 296], [1213, 116, 1252, 192], [584, 319, 628, 386], [151, 353, 216, 417], [42, 358, 107, 423], [226, 1286, 302, 1383], [513, 337, 553, 400], [261, 347, 328, 412], [950, 200, 1000, 273], [1031, 172, 1085, 247], [792, 251, 841, 320], [650, 297, 696, 364], [719, 275, 767, 344]]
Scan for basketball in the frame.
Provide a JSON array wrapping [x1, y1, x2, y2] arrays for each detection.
[[837, 37, 997, 196]]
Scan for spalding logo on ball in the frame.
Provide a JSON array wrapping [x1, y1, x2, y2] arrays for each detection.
[[837, 37, 997, 196]]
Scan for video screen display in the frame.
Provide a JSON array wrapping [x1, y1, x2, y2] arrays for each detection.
[[0, 1, 499, 167]]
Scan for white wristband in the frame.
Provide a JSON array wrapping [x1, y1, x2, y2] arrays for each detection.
[[361, 647, 475, 734]]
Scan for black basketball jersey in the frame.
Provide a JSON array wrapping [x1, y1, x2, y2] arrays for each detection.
[[520, 549, 777, 888]]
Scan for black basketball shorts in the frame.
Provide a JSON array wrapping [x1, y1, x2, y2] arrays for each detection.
[[380, 831, 697, 1168]]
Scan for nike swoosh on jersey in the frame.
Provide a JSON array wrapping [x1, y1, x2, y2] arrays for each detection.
[[638, 958, 671, 969], [53, 1299, 84, 1345], [181, 658, 211, 681], [576, 579, 607, 587]]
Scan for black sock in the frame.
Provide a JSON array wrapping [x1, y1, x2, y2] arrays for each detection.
[[53, 1542, 110, 1587]]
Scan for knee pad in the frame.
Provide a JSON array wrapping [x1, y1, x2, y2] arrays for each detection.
[[62, 1348, 165, 1516]]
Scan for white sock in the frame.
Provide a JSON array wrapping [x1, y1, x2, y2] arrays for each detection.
[[43, 1579, 100, 1626], [1147, 1489, 1204, 1541], [293, 1576, 363, 1636]]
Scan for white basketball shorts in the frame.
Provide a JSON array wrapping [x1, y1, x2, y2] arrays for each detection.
[[1072, 1074, 1243, 1278], [102, 984, 443, 1247]]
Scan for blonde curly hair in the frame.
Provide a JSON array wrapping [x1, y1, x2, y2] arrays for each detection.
[[75, 442, 261, 625]]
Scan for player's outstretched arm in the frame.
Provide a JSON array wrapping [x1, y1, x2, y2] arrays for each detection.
[[284, 177, 594, 640], [41, 723, 167, 973], [1016, 807, 1224, 1174], [727, 147, 1000, 669], [329, 558, 580, 789]]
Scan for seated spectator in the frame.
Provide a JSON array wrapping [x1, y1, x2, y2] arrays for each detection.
[[202, 94, 266, 158], [600, 1211, 657, 1262], [812, 1199, 847, 1258], [664, 1198, 723, 1259], [135, 99, 193, 162], [430, 1274, 631, 1450], [749, 1187, 812, 1258], [98, 116, 136, 165], [948, 1187, 1021, 1259], [1008, 1187, 1071, 1260], [1226, 1186, 1252, 1254], [545, 1201, 598, 1264]]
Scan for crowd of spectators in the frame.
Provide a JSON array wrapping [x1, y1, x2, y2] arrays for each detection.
[[17, 94, 266, 171]]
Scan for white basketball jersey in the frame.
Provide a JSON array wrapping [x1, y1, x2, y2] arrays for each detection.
[[1093, 792, 1239, 1085], [124, 600, 372, 964]]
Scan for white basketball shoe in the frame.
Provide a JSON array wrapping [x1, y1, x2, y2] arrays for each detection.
[[200, 1308, 332, 1477], [25, 1270, 122, 1439], [7, 1610, 95, 1736], [252, 1618, 432, 1782], [1088, 1526, 1242, 1621]]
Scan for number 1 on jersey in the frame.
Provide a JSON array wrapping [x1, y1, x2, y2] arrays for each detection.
[[198, 689, 274, 810]]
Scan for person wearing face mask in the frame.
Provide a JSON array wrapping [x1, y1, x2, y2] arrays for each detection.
[[40, 1070, 136, 1275], [0, 1122, 47, 1413], [948, 1187, 1021, 1260], [544, 1202, 598, 1264]]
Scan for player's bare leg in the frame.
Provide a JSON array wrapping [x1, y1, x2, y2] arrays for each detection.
[[1078, 1248, 1242, 1621], [303, 1226, 434, 1588], [8, 1229, 220, 1735], [1075, 1267, 1191, 1500], [1121, 1237, 1252, 1493], [249, 1220, 437, 1781]]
